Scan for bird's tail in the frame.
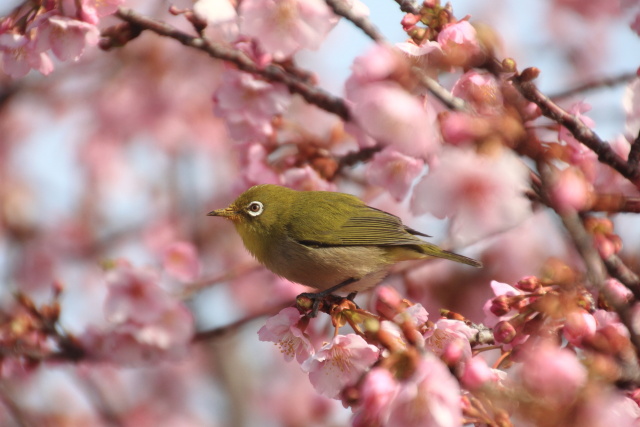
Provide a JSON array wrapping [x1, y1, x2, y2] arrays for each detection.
[[418, 243, 483, 268]]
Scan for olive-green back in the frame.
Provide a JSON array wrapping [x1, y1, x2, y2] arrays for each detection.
[[286, 191, 427, 247]]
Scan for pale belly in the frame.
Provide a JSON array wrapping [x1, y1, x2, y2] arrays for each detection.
[[260, 242, 394, 293]]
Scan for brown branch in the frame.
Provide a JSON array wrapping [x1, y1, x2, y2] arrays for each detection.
[[603, 254, 640, 300], [549, 71, 637, 101], [324, 0, 385, 42], [192, 300, 293, 342], [322, 1, 468, 114], [114, 7, 351, 121], [392, 0, 421, 15], [628, 129, 640, 167], [513, 73, 640, 186], [412, 66, 470, 112], [538, 164, 640, 369]]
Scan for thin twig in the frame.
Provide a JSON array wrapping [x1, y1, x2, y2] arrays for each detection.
[[115, 7, 351, 121], [603, 254, 640, 300], [192, 300, 293, 342], [628, 129, 640, 167], [549, 71, 637, 101], [324, 0, 384, 42], [512, 74, 640, 186], [392, 0, 421, 15], [412, 66, 469, 112]]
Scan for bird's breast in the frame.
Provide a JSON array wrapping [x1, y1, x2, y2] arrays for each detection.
[[246, 236, 395, 292]]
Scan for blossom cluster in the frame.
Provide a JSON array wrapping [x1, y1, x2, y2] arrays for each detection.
[[2, 0, 640, 425], [259, 267, 640, 426], [0, 0, 124, 78]]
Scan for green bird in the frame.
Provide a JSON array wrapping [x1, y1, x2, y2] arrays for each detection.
[[208, 185, 481, 305]]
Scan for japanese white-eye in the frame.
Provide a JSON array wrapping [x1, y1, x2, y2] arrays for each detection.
[[208, 184, 481, 296]]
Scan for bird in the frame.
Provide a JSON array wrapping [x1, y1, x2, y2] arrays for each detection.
[[208, 184, 481, 311]]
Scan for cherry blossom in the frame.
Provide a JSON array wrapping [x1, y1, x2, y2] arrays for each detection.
[[411, 147, 531, 242], [366, 148, 424, 201], [519, 342, 587, 404], [238, 0, 340, 60], [424, 318, 475, 361], [348, 81, 441, 158], [162, 241, 201, 282], [0, 32, 53, 78], [213, 69, 292, 141], [386, 353, 462, 427], [34, 16, 100, 61], [302, 334, 379, 399], [352, 367, 399, 427], [258, 307, 314, 363]]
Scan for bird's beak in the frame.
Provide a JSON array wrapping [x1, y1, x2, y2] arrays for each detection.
[[207, 206, 237, 219]]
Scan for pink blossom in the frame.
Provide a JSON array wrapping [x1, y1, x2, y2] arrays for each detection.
[[349, 43, 406, 85], [0, 32, 54, 78], [396, 40, 444, 74], [302, 334, 379, 399], [460, 356, 499, 390], [387, 353, 462, 427], [213, 70, 291, 141], [393, 303, 429, 327], [366, 148, 424, 201], [436, 20, 481, 66], [549, 166, 593, 212], [577, 389, 640, 427], [482, 281, 525, 326], [281, 165, 335, 191], [80, 0, 125, 23], [424, 319, 474, 361], [348, 81, 440, 158], [451, 71, 503, 116], [35, 16, 100, 61], [439, 111, 491, 145], [238, 143, 281, 186], [162, 241, 201, 282], [624, 78, 640, 138], [603, 278, 633, 305], [258, 307, 314, 363], [411, 147, 530, 242], [82, 304, 194, 364], [104, 265, 174, 325], [632, 12, 640, 37], [194, 0, 239, 41], [563, 309, 597, 346], [238, 0, 340, 60], [519, 342, 587, 403], [352, 367, 399, 427]]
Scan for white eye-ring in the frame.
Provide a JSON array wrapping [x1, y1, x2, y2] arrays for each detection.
[[246, 201, 264, 217]]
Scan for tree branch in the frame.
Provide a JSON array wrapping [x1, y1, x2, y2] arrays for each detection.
[[549, 71, 637, 101], [513, 73, 640, 186], [324, 0, 384, 42], [114, 7, 351, 121]]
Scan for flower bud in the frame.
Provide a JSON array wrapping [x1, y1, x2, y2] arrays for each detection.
[[490, 295, 511, 317], [516, 276, 541, 292], [493, 320, 517, 344]]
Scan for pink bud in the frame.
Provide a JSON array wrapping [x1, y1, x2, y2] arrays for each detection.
[[494, 321, 517, 344], [490, 295, 511, 317], [516, 276, 542, 292]]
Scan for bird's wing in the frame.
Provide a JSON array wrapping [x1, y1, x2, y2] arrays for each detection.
[[287, 194, 427, 247]]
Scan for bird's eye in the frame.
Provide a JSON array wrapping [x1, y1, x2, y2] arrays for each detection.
[[246, 201, 264, 217]]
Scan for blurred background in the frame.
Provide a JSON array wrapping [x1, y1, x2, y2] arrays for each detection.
[[1, 0, 639, 425]]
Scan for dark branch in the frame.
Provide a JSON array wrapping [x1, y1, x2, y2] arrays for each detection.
[[324, 0, 385, 42], [549, 72, 637, 101], [513, 73, 640, 186], [114, 7, 351, 121]]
